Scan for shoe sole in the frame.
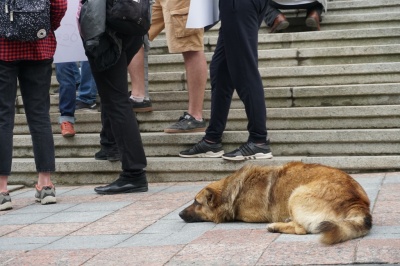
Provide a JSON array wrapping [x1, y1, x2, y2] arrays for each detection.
[[36, 196, 57, 205], [0, 202, 12, 211], [94, 187, 149, 195], [164, 127, 206, 133], [94, 156, 120, 162], [222, 153, 273, 161], [179, 150, 224, 158], [62, 133, 75, 138], [133, 107, 153, 113], [305, 17, 319, 29], [270, 20, 289, 33]]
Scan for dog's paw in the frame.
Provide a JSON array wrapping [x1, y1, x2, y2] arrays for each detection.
[[267, 224, 279, 233]]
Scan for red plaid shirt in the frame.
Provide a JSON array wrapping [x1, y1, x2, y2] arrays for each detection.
[[0, 0, 67, 61]]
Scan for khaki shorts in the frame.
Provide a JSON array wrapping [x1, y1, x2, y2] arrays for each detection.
[[149, 0, 204, 53]]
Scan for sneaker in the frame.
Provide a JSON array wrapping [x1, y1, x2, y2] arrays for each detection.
[[75, 101, 98, 113], [35, 184, 56, 205], [222, 140, 273, 161], [60, 121, 76, 137], [0, 192, 12, 211], [179, 139, 224, 158], [164, 112, 206, 133], [94, 146, 120, 162], [130, 98, 153, 112]]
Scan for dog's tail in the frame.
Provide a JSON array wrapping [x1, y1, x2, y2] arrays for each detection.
[[317, 212, 372, 245]]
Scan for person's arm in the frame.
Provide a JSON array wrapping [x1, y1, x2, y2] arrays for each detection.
[[50, 0, 68, 31]]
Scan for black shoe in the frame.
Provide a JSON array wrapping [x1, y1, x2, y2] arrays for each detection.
[[179, 139, 224, 158], [164, 112, 206, 133], [94, 146, 120, 162], [130, 98, 153, 112], [75, 100, 98, 113], [94, 175, 148, 194], [222, 140, 273, 161]]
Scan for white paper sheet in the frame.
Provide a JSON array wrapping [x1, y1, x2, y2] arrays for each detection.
[[53, 0, 88, 63], [186, 0, 219, 29]]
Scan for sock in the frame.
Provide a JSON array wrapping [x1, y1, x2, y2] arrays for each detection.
[[130, 96, 144, 102]]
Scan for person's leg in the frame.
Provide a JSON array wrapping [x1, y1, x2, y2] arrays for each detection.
[[128, 45, 153, 112], [162, 0, 207, 133], [220, 0, 268, 144], [89, 35, 147, 194], [19, 59, 57, 203], [218, 0, 272, 161], [182, 50, 207, 120], [264, 0, 283, 27], [76, 61, 98, 110], [0, 60, 18, 195], [178, 28, 233, 158], [55, 62, 77, 137]]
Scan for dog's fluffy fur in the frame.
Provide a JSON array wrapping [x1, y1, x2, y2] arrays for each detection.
[[179, 161, 372, 245]]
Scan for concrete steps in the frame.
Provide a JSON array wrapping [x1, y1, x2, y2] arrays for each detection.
[[10, 0, 400, 185]]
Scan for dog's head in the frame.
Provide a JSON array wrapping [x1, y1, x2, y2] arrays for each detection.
[[179, 185, 223, 223]]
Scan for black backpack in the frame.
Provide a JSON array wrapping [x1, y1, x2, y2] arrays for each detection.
[[106, 0, 151, 36], [0, 0, 51, 41]]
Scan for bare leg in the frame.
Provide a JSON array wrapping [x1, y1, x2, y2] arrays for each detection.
[[182, 50, 207, 120], [37, 172, 53, 187], [129, 46, 146, 98], [0, 176, 8, 192]]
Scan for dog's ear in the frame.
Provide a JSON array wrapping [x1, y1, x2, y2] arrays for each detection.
[[205, 187, 220, 208]]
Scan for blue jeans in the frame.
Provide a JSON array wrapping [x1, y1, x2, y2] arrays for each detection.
[[76, 61, 97, 105], [0, 59, 56, 176], [56, 61, 97, 124], [56, 62, 78, 124]]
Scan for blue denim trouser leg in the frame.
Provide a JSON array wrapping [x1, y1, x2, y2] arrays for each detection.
[[76, 61, 97, 105], [55, 62, 78, 124], [0, 59, 56, 175]]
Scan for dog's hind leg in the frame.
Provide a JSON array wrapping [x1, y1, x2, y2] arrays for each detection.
[[267, 221, 307, 235]]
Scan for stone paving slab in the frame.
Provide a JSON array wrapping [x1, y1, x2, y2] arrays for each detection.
[[0, 172, 400, 265]]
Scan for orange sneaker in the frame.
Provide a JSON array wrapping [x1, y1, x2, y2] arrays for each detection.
[[61, 121, 75, 137]]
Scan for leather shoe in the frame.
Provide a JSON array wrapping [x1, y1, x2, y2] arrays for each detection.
[[305, 10, 321, 30], [94, 177, 148, 194], [270, 14, 289, 33]]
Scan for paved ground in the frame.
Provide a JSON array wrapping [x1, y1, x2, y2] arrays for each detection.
[[0, 171, 400, 266]]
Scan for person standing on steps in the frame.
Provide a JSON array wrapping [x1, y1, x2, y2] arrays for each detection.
[[55, 61, 98, 138], [0, 0, 67, 211], [130, 0, 208, 133], [78, 0, 148, 194], [179, 0, 273, 161]]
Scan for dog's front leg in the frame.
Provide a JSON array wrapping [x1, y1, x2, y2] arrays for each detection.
[[267, 221, 307, 235]]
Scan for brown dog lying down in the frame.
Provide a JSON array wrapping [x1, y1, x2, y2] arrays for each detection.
[[179, 161, 372, 245]]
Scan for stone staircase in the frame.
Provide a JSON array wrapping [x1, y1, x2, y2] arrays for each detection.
[[12, 0, 400, 186]]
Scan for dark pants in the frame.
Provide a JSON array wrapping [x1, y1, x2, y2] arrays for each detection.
[[89, 35, 147, 178], [0, 59, 55, 176], [205, 0, 268, 144], [265, 1, 323, 27]]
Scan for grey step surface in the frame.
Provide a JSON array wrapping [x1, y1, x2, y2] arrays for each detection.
[[8, 155, 400, 186], [12, 129, 400, 158], [13, 104, 400, 134], [10, 0, 400, 185]]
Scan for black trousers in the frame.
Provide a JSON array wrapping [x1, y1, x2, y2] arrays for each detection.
[[89, 35, 147, 178], [205, 0, 269, 144]]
